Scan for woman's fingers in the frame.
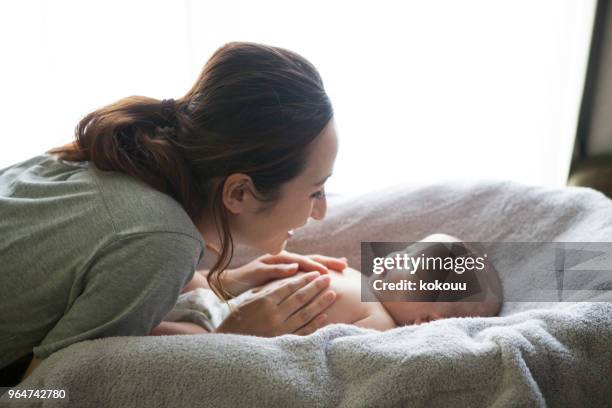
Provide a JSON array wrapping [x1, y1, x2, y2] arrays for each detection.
[[294, 313, 328, 336], [262, 251, 330, 274], [265, 271, 321, 305], [262, 251, 348, 274], [280, 274, 332, 317], [307, 254, 348, 272], [264, 262, 300, 279], [216, 268, 337, 337], [285, 289, 336, 333]]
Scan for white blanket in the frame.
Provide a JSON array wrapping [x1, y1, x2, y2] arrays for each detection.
[[5, 181, 612, 407]]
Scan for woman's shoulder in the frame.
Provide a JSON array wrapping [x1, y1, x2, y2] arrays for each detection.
[[1, 152, 203, 246], [86, 161, 203, 244]]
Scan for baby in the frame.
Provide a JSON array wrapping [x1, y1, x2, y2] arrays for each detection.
[[250, 234, 503, 330], [170, 234, 503, 332]]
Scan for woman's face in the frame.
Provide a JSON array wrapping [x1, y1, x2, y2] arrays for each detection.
[[227, 119, 339, 254]]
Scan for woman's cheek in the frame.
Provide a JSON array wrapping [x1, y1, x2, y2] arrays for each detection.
[[298, 200, 315, 224], [280, 199, 314, 230]]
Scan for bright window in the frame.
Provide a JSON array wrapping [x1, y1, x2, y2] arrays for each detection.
[[0, 0, 597, 198]]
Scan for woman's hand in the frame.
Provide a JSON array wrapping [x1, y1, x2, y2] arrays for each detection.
[[220, 250, 348, 296], [216, 271, 336, 336]]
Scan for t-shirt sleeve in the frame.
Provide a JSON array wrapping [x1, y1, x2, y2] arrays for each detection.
[[33, 232, 203, 359]]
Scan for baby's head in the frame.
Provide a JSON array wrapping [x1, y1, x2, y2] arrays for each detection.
[[378, 236, 503, 324], [382, 278, 502, 325]]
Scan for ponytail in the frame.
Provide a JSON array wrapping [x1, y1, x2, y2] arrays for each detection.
[[48, 96, 205, 221]]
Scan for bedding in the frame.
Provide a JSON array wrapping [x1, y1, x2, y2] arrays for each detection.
[[3, 180, 612, 407]]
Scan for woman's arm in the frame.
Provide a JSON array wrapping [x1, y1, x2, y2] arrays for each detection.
[[21, 356, 43, 381], [149, 321, 209, 335], [180, 270, 210, 294]]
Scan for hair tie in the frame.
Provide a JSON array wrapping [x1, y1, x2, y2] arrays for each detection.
[[160, 98, 178, 127]]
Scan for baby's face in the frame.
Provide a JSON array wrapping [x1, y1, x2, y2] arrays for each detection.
[[381, 300, 447, 325], [382, 299, 488, 326]]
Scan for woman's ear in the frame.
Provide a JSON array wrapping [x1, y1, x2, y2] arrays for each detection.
[[222, 173, 253, 214]]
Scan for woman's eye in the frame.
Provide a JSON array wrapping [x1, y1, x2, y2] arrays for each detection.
[[311, 189, 325, 199]]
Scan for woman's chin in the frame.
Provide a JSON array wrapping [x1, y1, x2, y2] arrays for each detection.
[[250, 236, 288, 255], [270, 239, 288, 255], [275, 234, 293, 254], [246, 230, 295, 254]]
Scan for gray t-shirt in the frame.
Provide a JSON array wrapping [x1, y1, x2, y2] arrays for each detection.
[[0, 153, 205, 370]]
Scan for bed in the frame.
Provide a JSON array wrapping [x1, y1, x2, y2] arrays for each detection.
[[3, 180, 612, 407]]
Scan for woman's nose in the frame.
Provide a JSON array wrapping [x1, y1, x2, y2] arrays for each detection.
[[310, 195, 327, 221]]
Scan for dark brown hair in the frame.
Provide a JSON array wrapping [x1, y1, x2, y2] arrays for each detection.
[[48, 41, 334, 300]]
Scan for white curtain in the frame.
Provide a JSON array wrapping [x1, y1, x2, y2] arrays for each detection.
[[0, 0, 596, 198]]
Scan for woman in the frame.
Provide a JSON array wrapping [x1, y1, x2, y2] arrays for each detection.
[[0, 41, 347, 386]]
